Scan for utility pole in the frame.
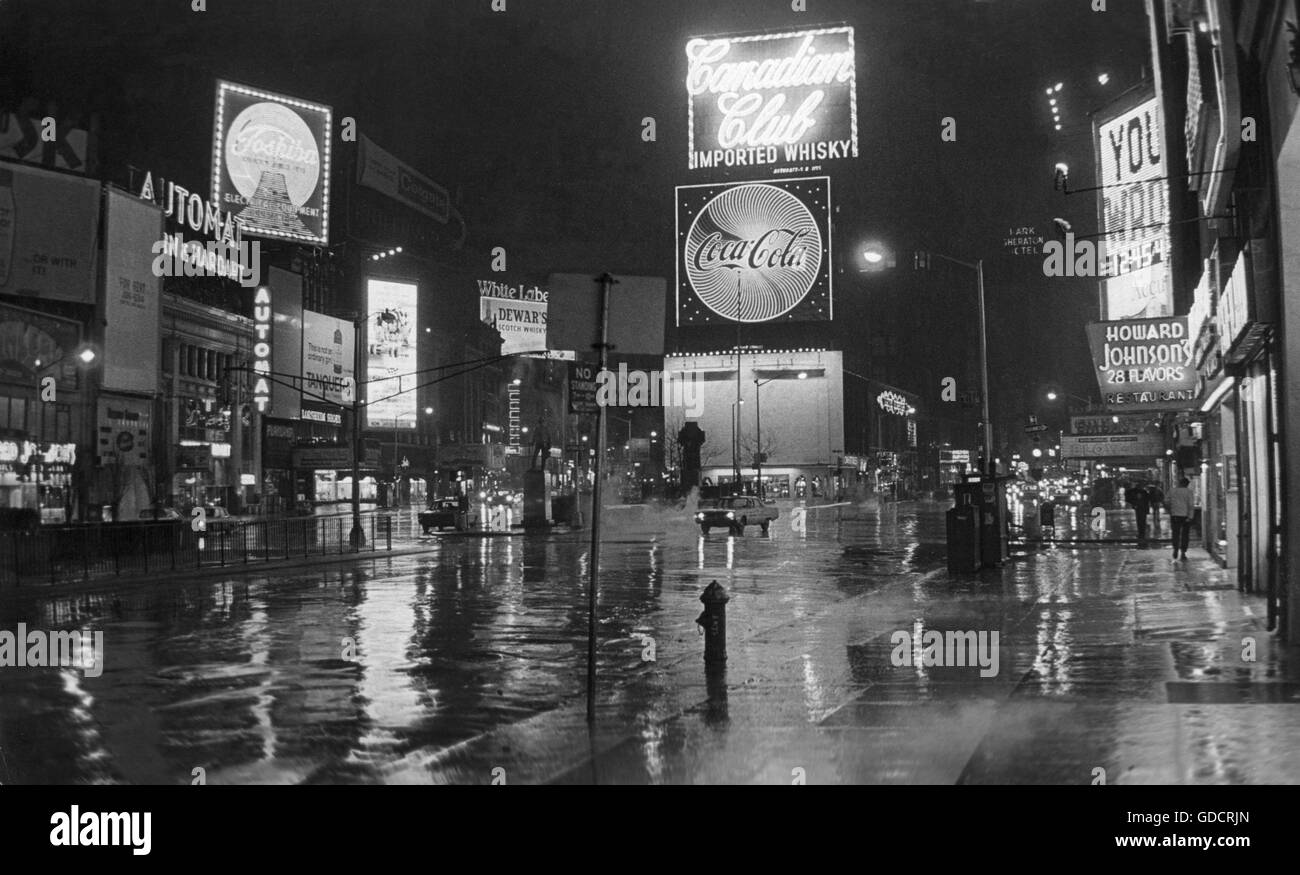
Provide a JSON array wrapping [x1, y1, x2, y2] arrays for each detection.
[[349, 315, 365, 550], [587, 272, 616, 725]]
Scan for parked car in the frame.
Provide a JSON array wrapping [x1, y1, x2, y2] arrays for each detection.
[[138, 507, 185, 522], [694, 495, 780, 535]]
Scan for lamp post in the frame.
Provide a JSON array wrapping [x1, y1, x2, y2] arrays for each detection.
[[730, 400, 744, 493], [914, 251, 993, 477], [336, 307, 400, 551]]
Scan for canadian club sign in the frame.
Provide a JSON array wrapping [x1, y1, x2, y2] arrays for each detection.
[[686, 27, 857, 171], [1085, 316, 1197, 411], [676, 176, 832, 324]]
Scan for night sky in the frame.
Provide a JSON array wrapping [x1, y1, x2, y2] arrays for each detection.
[[1, 0, 1152, 432]]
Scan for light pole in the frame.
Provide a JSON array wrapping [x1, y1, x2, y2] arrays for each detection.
[[336, 307, 400, 551], [915, 250, 993, 477], [730, 400, 744, 493]]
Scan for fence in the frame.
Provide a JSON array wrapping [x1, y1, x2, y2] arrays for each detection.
[[0, 513, 393, 588]]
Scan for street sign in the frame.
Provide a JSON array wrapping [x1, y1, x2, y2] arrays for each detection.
[[1024, 424, 1048, 433], [523, 349, 576, 361]]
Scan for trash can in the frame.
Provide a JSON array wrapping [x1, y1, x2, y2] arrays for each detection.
[[946, 504, 980, 573]]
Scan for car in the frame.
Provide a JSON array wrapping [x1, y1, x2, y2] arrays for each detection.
[[694, 495, 780, 535], [419, 498, 464, 533], [138, 507, 184, 522]]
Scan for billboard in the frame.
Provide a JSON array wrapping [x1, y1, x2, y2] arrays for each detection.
[[478, 278, 547, 355], [212, 81, 332, 245], [365, 279, 418, 428], [686, 27, 857, 171], [103, 189, 163, 393], [0, 162, 100, 303], [676, 176, 831, 324], [357, 135, 449, 224], [1095, 94, 1171, 320], [302, 309, 355, 426], [1086, 316, 1197, 411], [268, 267, 303, 420], [546, 273, 666, 356]]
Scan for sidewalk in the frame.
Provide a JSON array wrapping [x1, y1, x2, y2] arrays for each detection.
[[395, 544, 1299, 785]]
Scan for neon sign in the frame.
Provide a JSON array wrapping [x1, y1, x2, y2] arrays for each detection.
[[686, 27, 857, 171], [252, 286, 272, 412], [877, 391, 909, 415]]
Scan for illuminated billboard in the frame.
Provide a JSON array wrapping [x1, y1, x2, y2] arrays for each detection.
[[676, 176, 831, 324], [686, 27, 857, 172], [302, 310, 355, 426], [1095, 94, 1171, 320], [478, 278, 548, 355], [1085, 316, 1197, 412], [212, 80, 332, 245], [365, 279, 418, 428]]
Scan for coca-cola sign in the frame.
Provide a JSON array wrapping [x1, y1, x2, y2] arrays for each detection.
[[212, 80, 332, 245], [686, 27, 857, 172], [676, 176, 832, 324]]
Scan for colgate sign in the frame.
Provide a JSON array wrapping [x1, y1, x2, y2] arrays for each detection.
[[213, 80, 332, 245], [677, 177, 832, 324], [686, 27, 857, 171]]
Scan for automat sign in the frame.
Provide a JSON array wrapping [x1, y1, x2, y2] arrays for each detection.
[[686, 27, 857, 172], [1085, 316, 1197, 411]]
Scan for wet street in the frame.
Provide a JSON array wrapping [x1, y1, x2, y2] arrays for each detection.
[[1, 501, 1295, 785]]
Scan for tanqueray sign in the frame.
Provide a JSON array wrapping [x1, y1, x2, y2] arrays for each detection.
[[686, 26, 858, 171]]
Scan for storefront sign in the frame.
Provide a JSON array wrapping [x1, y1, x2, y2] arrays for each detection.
[[213, 81, 332, 245], [939, 449, 971, 465], [686, 27, 857, 171], [252, 286, 272, 412], [677, 176, 831, 324], [1095, 94, 1172, 320], [357, 135, 449, 223], [1061, 433, 1166, 459], [1002, 226, 1045, 255], [0, 440, 75, 465], [1071, 414, 1155, 436], [478, 279, 548, 355], [0, 163, 100, 303], [365, 279, 418, 428], [1085, 316, 1197, 411]]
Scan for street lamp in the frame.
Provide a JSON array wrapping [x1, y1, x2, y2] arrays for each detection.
[[915, 250, 993, 477], [730, 399, 744, 492]]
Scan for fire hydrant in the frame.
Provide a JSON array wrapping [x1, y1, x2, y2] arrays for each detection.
[[696, 580, 729, 665]]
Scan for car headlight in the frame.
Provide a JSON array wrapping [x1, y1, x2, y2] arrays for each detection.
[[694, 512, 703, 521], [726, 511, 735, 520]]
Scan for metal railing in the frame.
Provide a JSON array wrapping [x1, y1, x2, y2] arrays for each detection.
[[0, 513, 393, 589]]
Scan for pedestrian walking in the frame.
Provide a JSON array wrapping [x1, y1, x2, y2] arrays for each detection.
[[1125, 482, 1151, 547], [1167, 477, 1195, 560], [1147, 482, 1165, 536]]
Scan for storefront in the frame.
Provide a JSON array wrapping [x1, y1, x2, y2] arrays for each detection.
[[0, 439, 77, 524], [292, 443, 382, 508]]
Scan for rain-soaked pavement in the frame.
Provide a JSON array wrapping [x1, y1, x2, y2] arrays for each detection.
[[1, 498, 1296, 784]]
